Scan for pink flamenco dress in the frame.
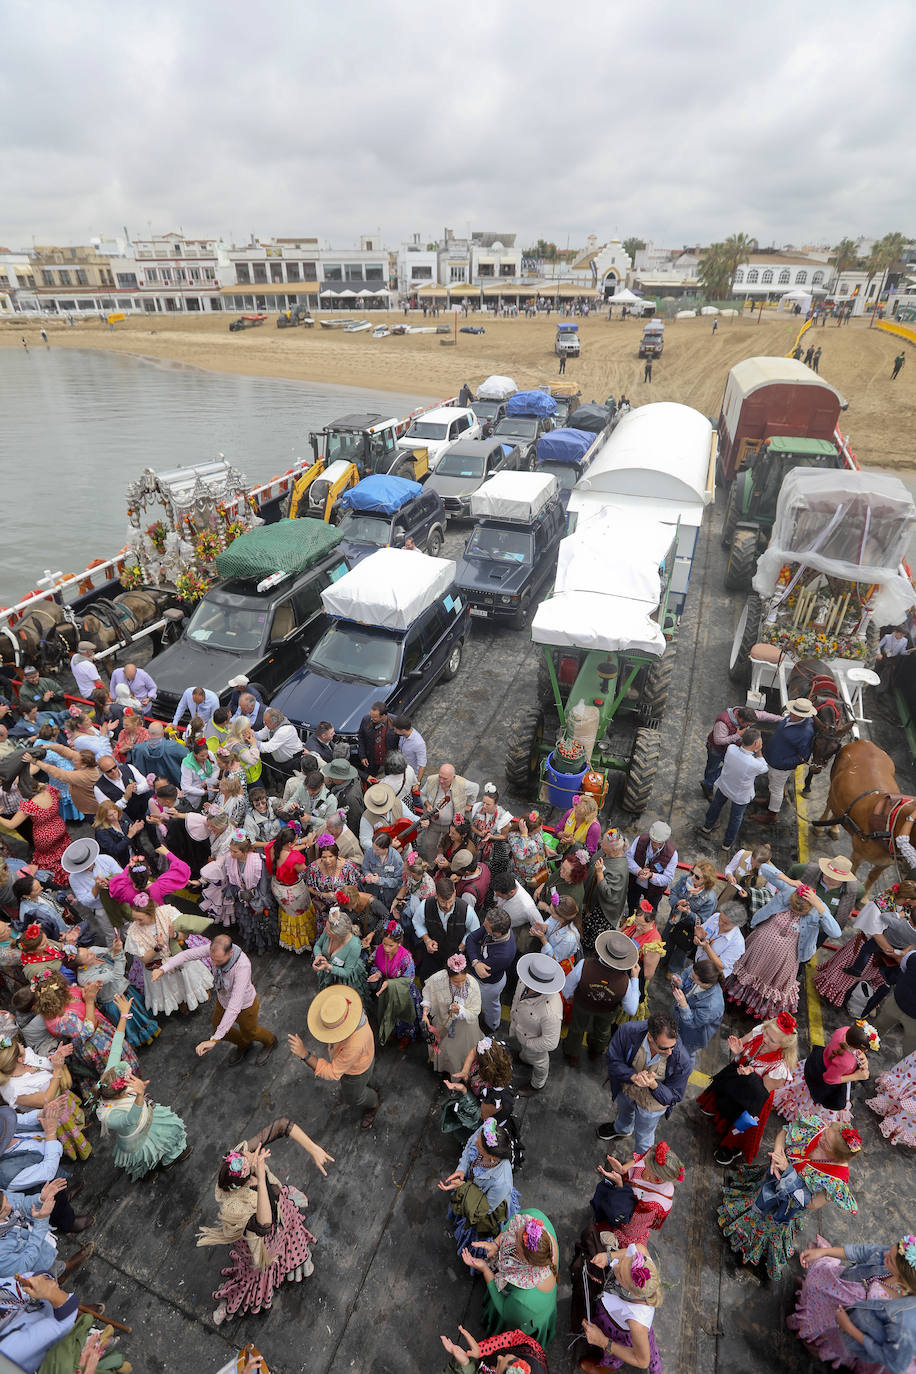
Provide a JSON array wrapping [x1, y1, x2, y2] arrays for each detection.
[[726, 907, 801, 1019], [773, 1025, 858, 1127], [867, 1050, 916, 1147]]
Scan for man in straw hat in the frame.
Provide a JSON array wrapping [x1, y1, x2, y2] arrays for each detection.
[[749, 697, 817, 826], [289, 987, 381, 1130], [786, 852, 864, 931], [358, 780, 403, 850], [563, 931, 641, 1067], [510, 952, 564, 1094], [600, 1010, 691, 1152]]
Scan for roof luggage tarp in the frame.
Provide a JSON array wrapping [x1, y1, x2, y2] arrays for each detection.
[[214, 518, 342, 580], [754, 469, 916, 621], [476, 375, 518, 400], [506, 390, 558, 418], [555, 322, 579, 333], [537, 428, 593, 465], [320, 547, 457, 631], [567, 402, 610, 434], [470, 472, 558, 522], [337, 474, 422, 516]]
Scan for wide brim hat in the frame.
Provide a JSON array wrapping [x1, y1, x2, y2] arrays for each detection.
[[62, 837, 100, 874], [819, 854, 858, 883], [786, 697, 817, 719], [322, 757, 359, 783], [648, 821, 671, 843], [306, 986, 364, 1044], [226, 675, 249, 689], [517, 952, 566, 996], [595, 930, 639, 971], [363, 782, 396, 815]]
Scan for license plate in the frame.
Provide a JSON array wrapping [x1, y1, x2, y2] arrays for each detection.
[[469, 607, 489, 618]]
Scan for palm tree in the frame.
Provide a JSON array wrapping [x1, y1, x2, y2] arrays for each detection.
[[863, 232, 907, 310], [698, 243, 731, 300], [832, 237, 859, 275], [721, 232, 758, 287]]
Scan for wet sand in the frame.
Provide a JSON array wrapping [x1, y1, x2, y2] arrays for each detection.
[[3, 310, 914, 469]]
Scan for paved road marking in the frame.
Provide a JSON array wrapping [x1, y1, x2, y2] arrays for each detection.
[[795, 765, 826, 1046], [689, 1069, 711, 1088]]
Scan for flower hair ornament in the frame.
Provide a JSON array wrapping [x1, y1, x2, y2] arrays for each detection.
[[23, 924, 42, 942], [483, 782, 498, 796], [476, 1037, 493, 1054], [224, 1151, 247, 1176], [504, 1363, 531, 1374], [132, 892, 151, 909], [407, 851, 417, 866], [103, 1073, 130, 1094], [775, 1011, 797, 1035], [334, 890, 351, 906], [29, 969, 55, 986], [840, 1126, 862, 1151], [900, 1235, 916, 1267], [528, 811, 539, 823], [68, 705, 82, 719], [855, 1019, 881, 1051], [576, 848, 590, 865], [654, 1142, 669, 1165], [523, 1216, 545, 1250], [316, 832, 335, 849], [0, 1037, 11, 1050], [638, 898, 654, 915], [796, 883, 813, 899], [229, 827, 246, 845], [550, 890, 560, 907], [629, 1255, 652, 1289], [482, 1118, 499, 1148], [447, 953, 467, 974]]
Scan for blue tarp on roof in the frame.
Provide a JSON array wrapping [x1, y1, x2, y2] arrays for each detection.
[[536, 428, 593, 465], [337, 473, 422, 516], [506, 390, 559, 418], [555, 322, 579, 333]]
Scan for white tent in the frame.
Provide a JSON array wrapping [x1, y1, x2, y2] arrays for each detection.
[[675, 309, 697, 319], [608, 288, 643, 305], [477, 375, 517, 400]]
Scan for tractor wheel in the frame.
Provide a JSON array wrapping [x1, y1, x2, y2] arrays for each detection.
[[504, 704, 545, 796], [864, 619, 880, 670], [729, 593, 762, 685], [621, 727, 661, 815], [725, 528, 758, 591], [639, 634, 677, 724], [721, 481, 741, 548]]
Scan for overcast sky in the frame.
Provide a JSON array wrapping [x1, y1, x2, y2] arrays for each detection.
[[3, 0, 913, 254]]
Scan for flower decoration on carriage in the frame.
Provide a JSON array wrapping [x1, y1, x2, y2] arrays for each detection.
[[194, 530, 222, 564], [175, 569, 212, 603], [224, 520, 245, 546], [855, 1020, 881, 1051], [900, 1235, 916, 1268], [482, 1118, 499, 1148], [119, 564, 144, 591], [775, 1011, 797, 1034], [840, 1126, 862, 1152], [524, 1216, 545, 1250], [146, 520, 167, 553]]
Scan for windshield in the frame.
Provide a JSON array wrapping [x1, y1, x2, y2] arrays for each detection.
[[325, 432, 365, 463], [466, 526, 534, 564], [407, 421, 448, 441], [339, 513, 391, 546], [308, 623, 400, 685], [554, 401, 571, 422], [436, 451, 486, 479], [471, 401, 501, 419], [186, 600, 266, 653], [540, 462, 577, 491], [495, 418, 538, 439]]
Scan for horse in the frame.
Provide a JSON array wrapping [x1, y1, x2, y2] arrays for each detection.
[[813, 738, 916, 894], [787, 658, 856, 796]]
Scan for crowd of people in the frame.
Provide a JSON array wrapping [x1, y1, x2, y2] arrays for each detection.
[[0, 655, 914, 1373]]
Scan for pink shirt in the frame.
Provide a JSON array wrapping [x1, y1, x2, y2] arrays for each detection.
[[822, 1026, 858, 1084], [109, 851, 190, 906], [162, 944, 255, 1041]]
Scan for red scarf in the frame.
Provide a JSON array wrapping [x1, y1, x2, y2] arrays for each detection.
[[740, 1032, 787, 1072], [790, 1127, 850, 1184]]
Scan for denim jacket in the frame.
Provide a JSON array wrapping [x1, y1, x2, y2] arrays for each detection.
[[840, 1243, 916, 1374], [750, 863, 840, 965]]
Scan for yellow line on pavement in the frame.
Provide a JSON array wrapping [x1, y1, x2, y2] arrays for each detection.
[[689, 1070, 710, 1088], [795, 766, 825, 1046], [795, 765, 809, 863]]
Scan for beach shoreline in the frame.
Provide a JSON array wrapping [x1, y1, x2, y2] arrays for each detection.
[[3, 310, 914, 470]]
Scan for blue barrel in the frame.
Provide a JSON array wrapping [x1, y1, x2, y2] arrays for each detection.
[[544, 753, 589, 811]]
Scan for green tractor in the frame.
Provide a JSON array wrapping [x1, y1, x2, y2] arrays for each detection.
[[721, 436, 842, 591], [504, 515, 681, 816]]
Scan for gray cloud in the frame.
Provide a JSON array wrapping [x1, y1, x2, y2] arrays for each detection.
[[2, 0, 913, 251]]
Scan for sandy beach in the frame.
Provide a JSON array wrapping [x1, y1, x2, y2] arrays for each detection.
[[3, 310, 913, 470]]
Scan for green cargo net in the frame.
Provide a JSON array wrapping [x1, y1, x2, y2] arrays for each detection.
[[215, 518, 342, 579]]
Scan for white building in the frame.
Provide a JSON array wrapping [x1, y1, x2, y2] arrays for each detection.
[[397, 236, 438, 295], [732, 253, 833, 302], [121, 234, 223, 313], [562, 236, 631, 297], [222, 235, 390, 312], [0, 252, 36, 312]]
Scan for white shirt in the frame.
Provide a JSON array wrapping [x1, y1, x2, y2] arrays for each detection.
[[379, 765, 418, 800], [397, 728, 427, 776], [715, 743, 768, 805], [73, 730, 111, 761], [495, 884, 539, 930], [70, 654, 102, 698], [93, 762, 150, 811], [879, 634, 909, 658], [696, 913, 745, 978], [256, 722, 303, 762], [68, 854, 122, 910]]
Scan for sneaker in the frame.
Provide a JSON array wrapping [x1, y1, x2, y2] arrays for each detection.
[[255, 1038, 278, 1066], [595, 1123, 631, 1142], [212, 1302, 228, 1327], [697, 825, 714, 837], [714, 1146, 743, 1166]]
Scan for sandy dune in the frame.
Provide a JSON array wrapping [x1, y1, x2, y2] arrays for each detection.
[[2, 310, 913, 470]]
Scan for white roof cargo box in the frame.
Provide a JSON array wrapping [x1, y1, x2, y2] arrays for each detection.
[[320, 547, 457, 632], [476, 374, 518, 400], [470, 471, 558, 523]]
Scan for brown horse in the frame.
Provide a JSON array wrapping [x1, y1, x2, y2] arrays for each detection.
[[787, 658, 856, 796], [815, 738, 916, 893]]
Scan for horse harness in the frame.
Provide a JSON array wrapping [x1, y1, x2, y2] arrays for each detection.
[[814, 788, 916, 853]]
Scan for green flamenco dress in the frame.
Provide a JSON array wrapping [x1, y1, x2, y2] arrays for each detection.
[[97, 1028, 188, 1180], [480, 1209, 558, 1347]]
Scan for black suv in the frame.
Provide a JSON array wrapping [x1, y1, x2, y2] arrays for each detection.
[[272, 565, 470, 746], [146, 548, 350, 722], [455, 491, 566, 628], [491, 414, 552, 465], [337, 482, 446, 566]]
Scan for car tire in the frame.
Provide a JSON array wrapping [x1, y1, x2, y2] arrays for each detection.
[[504, 704, 545, 795], [729, 592, 762, 685], [725, 528, 758, 591], [443, 640, 463, 680], [426, 526, 444, 558], [513, 594, 533, 630]]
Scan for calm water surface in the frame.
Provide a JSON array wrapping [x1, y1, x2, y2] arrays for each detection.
[[0, 348, 430, 602]]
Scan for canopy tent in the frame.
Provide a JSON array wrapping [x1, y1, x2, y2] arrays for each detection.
[[356, 286, 389, 297], [481, 282, 539, 297], [532, 506, 673, 655], [447, 284, 482, 297], [540, 284, 600, 298], [321, 547, 456, 631], [215, 518, 342, 580], [416, 283, 447, 297], [607, 288, 643, 305], [754, 469, 916, 621], [320, 287, 359, 297]]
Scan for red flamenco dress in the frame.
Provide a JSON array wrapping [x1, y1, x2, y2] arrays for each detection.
[[698, 1018, 794, 1162], [21, 787, 72, 886]]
